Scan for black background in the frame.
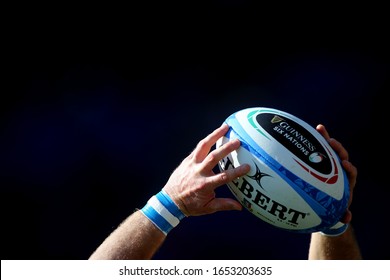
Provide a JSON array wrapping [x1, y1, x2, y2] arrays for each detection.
[[1, 2, 389, 260]]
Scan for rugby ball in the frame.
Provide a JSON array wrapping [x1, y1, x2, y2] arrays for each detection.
[[217, 107, 349, 234]]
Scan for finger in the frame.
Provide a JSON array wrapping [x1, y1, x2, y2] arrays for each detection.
[[205, 197, 243, 213], [342, 160, 357, 208], [343, 160, 357, 191], [317, 124, 349, 161], [340, 209, 352, 224], [316, 124, 330, 140], [201, 138, 241, 171], [207, 163, 250, 190], [193, 123, 230, 162], [329, 138, 349, 161]]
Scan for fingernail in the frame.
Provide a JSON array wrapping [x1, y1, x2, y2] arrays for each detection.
[[240, 163, 250, 172], [231, 138, 240, 146]]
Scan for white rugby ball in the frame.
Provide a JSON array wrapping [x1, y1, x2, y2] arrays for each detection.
[[217, 107, 349, 234]]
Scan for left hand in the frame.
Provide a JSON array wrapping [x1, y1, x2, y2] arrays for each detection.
[[162, 123, 250, 216]]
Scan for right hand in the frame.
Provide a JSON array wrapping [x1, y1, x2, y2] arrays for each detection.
[[316, 124, 358, 224]]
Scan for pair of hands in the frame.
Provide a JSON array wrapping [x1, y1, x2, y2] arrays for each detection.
[[163, 123, 357, 225]]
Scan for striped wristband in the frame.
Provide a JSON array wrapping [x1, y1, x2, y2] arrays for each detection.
[[320, 222, 349, 237], [141, 190, 186, 235]]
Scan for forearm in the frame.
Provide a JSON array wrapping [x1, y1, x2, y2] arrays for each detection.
[[308, 224, 362, 260], [89, 210, 166, 260]]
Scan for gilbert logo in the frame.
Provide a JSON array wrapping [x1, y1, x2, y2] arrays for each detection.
[[247, 161, 271, 190], [220, 156, 307, 226]]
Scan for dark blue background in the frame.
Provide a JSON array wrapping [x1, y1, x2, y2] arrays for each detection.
[[1, 3, 389, 260]]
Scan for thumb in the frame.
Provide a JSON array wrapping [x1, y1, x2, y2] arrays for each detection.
[[206, 198, 243, 214]]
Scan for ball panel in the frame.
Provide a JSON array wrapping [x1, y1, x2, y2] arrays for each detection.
[[217, 107, 350, 233]]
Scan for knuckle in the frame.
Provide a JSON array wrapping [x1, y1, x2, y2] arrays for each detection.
[[207, 152, 217, 162], [197, 139, 207, 150], [218, 172, 228, 183]]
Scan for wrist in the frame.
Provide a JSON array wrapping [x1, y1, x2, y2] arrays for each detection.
[[141, 190, 186, 235], [320, 222, 349, 237]]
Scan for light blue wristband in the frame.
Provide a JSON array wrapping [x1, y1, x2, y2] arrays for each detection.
[[320, 222, 349, 237], [141, 190, 186, 235]]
